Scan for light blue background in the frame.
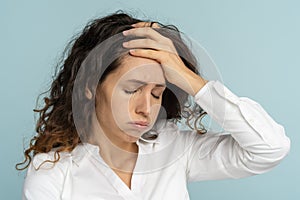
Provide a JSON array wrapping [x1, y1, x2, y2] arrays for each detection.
[[1, 0, 299, 199]]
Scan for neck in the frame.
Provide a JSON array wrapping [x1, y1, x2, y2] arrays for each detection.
[[88, 116, 138, 172]]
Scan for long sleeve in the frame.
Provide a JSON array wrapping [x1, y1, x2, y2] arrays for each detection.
[[186, 80, 291, 182]]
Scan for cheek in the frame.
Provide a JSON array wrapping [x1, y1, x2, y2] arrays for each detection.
[[151, 102, 161, 113], [150, 103, 162, 119], [110, 90, 131, 121]]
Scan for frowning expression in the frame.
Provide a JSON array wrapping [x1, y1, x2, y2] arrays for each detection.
[[95, 56, 166, 143]]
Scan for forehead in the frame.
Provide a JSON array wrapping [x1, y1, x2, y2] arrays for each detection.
[[114, 56, 166, 84]]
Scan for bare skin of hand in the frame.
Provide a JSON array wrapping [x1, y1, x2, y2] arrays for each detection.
[[122, 22, 208, 96]]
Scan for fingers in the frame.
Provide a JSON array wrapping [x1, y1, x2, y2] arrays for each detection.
[[123, 22, 178, 55], [123, 27, 178, 55], [123, 39, 170, 52], [129, 49, 163, 61], [123, 27, 165, 41], [131, 21, 160, 28]]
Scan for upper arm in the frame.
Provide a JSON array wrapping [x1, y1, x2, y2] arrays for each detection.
[[184, 80, 291, 182], [185, 132, 256, 182]]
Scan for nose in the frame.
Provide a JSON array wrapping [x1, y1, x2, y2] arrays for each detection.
[[135, 91, 152, 117]]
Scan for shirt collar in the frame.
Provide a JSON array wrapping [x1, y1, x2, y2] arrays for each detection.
[[138, 119, 178, 144], [138, 118, 172, 144], [72, 119, 176, 163]]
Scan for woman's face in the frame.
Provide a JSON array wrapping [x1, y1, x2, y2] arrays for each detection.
[[95, 56, 166, 144]]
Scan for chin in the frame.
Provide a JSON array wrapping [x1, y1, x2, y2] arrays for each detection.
[[123, 132, 140, 143], [120, 123, 153, 142]]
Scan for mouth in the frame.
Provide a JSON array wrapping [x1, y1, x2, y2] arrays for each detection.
[[128, 121, 150, 129]]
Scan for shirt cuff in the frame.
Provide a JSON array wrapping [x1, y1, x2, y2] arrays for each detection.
[[193, 80, 236, 127]]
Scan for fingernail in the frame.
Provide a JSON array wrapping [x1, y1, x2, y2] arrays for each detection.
[[129, 49, 135, 53], [131, 24, 137, 27], [123, 30, 129, 36], [123, 42, 128, 47]]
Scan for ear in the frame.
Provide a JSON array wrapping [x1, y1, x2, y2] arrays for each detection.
[[85, 88, 93, 100]]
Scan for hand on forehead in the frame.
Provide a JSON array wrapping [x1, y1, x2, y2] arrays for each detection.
[[118, 56, 166, 85]]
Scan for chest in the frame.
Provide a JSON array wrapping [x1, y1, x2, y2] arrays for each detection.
[[113, 169, 133, 189], [68, 157, 190, 200]]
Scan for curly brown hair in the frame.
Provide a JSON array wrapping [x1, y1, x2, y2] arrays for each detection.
[[16, 10, 207, 171]]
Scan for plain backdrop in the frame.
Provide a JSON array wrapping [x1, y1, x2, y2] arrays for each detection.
[[1, 0, 299, 199]]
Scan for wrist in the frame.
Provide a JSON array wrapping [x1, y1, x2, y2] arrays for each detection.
[[172, 68, 208, 96]]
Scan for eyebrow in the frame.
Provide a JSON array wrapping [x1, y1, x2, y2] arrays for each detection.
[[125, 79, 166, 87]]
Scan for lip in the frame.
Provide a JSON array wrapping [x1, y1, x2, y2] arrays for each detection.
[[129, 121, 150, 128]]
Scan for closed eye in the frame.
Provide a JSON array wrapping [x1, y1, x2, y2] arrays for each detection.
[[124, 87, 165, 99], [124, 89, 161, 99], [151, 93, 160, 99], [152, 88, 165, 99], [124, 90, 137, 94]]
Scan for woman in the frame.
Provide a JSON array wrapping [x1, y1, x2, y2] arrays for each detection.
[[17, 11, 291, 200]]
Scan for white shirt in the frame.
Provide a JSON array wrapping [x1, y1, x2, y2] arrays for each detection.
[[22, 80, 291, 200]]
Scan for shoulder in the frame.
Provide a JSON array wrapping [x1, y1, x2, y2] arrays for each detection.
[[23, 144, 93, 199], [24, 149, 73, 185], [25, 143, 93, 176], [23, 149, 73, 199], [32, 150, 71, 169], [151, 119, 203, 150], [154, 119, 198, 142], [154, 119, 228, 153]]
